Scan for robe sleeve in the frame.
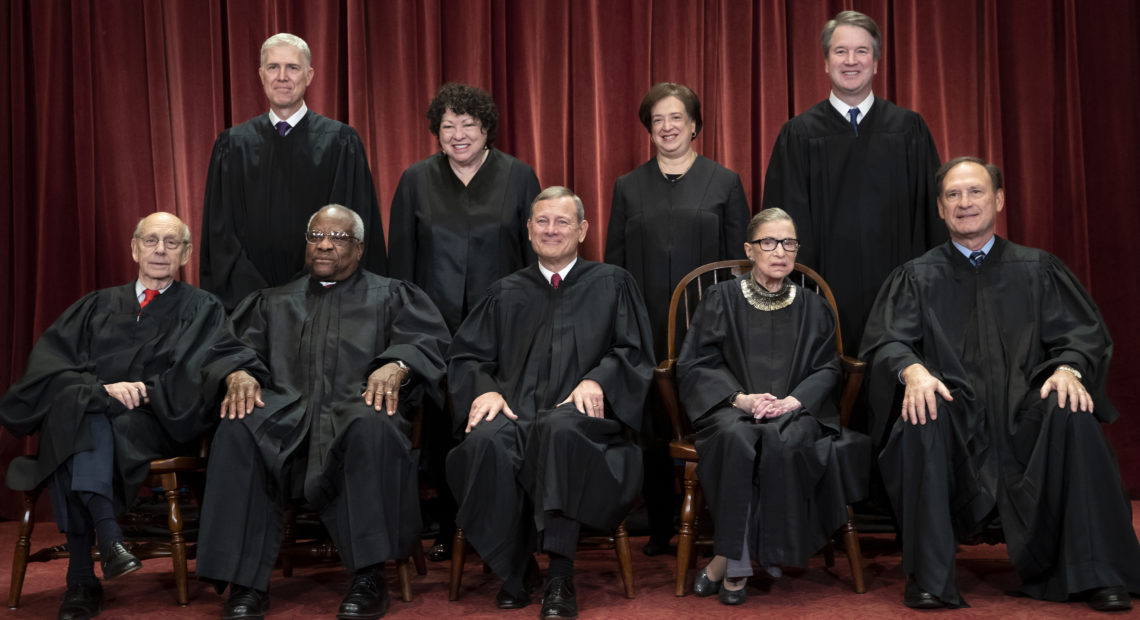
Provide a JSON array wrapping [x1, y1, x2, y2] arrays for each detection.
[[447, 290, 507, 435], [580, 271, 656, 430], [200, 291, 274, 408], [143, 292, 228, 442], [787, 293, 843, 429], [762, 124, 818, 269], [603, 178, 629, 265], [200, 131, 272, 311], [370, 281, 451, 405], [859, 265, 927, 443], [723, 174, 750, 259], [0, 292, 107, 436], [1031, 255, 1117, 423], [676, 285, 743, 420], [387, 168, 418, 282], [331, 129, 388, 277]]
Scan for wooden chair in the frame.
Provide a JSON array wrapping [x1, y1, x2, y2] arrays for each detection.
[[447, 521, 636, 601], [8, 447, 208, 609], [653, 259, 867, 596], [277, 406, 428, 603]]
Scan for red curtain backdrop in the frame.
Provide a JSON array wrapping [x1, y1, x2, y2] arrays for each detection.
[[2, 0, 1139, 518]]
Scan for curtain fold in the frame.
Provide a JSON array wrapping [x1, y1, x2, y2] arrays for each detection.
[[2, 0, 1138, 518]]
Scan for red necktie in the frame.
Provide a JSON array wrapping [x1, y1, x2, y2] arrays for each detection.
[[140, 289, 160, 308], [551, 273, 561, 289]]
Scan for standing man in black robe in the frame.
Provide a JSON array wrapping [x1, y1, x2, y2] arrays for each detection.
[[446, 186, 655, 620], [0, 212, 226, 620], [861, 157, 1140, 611], [762, 10, 945, 358], [196, 205, 450, 620], [200, 32, 387, 312]]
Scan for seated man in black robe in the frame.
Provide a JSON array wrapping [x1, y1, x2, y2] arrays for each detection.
[[0, 212, 226, 620], [446, 186, 655, 620], [200, 32, 387, 312], [861, 157, 1140, 611], [196, 205, 450, 620]]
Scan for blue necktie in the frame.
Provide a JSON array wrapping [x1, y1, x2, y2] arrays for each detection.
[[847, 108, 859, 136], [969, 250, 986, 267], [276, 121, 290, 137]]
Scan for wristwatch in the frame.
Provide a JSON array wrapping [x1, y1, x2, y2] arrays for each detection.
[[394, 360, 409, 372], [1056, 365, 1082, 381]]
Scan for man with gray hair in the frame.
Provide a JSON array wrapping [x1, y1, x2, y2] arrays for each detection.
[[446, 187, 655, 619], [200, 32, 387, 312], [196, 205, 450, 619], [762, 10, 945, 361]]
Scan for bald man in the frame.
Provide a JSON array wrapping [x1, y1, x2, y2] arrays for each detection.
[[0, 212, 227, 619]]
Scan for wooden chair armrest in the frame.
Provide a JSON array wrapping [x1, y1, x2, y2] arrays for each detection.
[[654, 359, 691, 442]]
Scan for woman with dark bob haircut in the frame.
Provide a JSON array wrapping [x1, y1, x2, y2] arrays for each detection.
[[605, 82, 751, 556], [389, 82, 540, 561]]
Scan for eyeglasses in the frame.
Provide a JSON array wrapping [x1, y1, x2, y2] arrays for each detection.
[[748, 237, 800, 252], [135, 235, 185, 250], [305, 230, 358, 247]]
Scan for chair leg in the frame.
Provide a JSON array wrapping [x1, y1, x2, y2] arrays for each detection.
[[674, 463, 699, 597], [447, 528, 466, 601], [411, 540, 427, 576], [8, 489, 39, 609], [161, 472, 189, 606], [613, 521, 636, 599], [842, 506, 866, 594], [396, 559, 413, 602]]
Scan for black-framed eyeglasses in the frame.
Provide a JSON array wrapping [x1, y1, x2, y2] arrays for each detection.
[[134, 235, 185, 250], [748, 237, 800, 252], [305, 230, 358, 247]]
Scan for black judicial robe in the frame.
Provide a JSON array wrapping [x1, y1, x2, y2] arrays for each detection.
[[389, 149, 540, 332], [0, 282, 225, 511], [201, 269, 449, 497], [201, 112, 388, 311], [861, 238, 1140, 605], [677, 277, 866, 565], [763, 98, 945, 355], [606, 155, 750, 361], [446, 260, 655, 575]]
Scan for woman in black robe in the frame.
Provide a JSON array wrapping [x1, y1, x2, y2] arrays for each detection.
[[676, 209, 854, 605], [606, 82, 751, 553], [388, 82, 540, 559]]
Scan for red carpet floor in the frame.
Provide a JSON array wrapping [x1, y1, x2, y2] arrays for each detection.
[[3, 507, 1138, 619]]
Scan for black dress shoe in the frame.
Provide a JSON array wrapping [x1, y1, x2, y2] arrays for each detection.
[[540, 576, 578, 620], [495, 587, 531, 609], [58, 582, 103, 620], [718, 580, 747, 606], [426, 542, 450, 562], [904, 578, 946, 609], [337, 574, 390, 619], [100, 541, 142, 580], [1089, 586, 1132, 612], [692, 567, 722, 597], [222, 585, 270, 620]]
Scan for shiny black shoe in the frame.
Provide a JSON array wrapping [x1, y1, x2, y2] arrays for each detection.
[[1089, 586, 1132, 612], [426, 542, 450, 562], [337, 574, 390, 619], [495, 587, 531, 609], [718, 579, 747, 606], [222, 585, 270, 620], [99, 541, 142, 580], [58, 582, 103, 620], [539, 576, 578, 620], [904, 577, 947, 609], [692, 567, 722, 597]]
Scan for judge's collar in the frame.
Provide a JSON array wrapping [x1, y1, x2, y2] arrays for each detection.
[[829, 91, 874, 123], [135, 280, 172, 300], [951, 235, 996, 260], [538, 256, 578, 285], [269, 102, 309, 129]]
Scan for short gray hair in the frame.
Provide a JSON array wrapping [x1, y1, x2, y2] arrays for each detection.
[[260, 33, 311, 67], [530, 186, 585, 222], [134, 212, 191, 244], [308, 204, 364, 241], [821, 10, 882, 61]]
